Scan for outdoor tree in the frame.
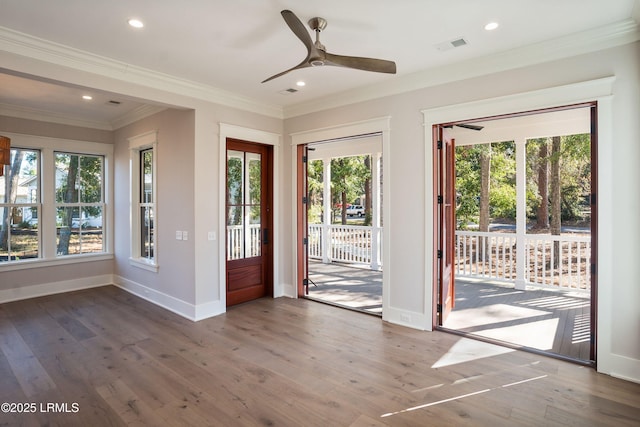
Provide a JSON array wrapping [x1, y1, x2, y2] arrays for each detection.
[[363, 155, 372, 226], [455, 141, 516, 230], [0, 150, 25, 251], [330, 156, 369, 224], [532, 138, 550, 230], [307, 159, 324, 224], [550, 135, 562, 265], [55, 154, 103, 255]]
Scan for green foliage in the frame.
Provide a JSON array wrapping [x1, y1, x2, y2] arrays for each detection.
[[456, 133, 591, 229], [307, 160, 324, 224], [527, 134, 590, 222], [455, 141, 516, 227], [306, 155, 371, 224]]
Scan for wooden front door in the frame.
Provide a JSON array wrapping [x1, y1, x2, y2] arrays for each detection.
[[436, 126, 456, 324], [226, 139, 273, 307]]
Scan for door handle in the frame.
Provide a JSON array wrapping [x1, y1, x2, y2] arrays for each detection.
[[263, 228, 269, 245]]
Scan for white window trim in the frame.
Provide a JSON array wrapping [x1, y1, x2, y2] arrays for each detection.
[[128, 130, 158, 272], [0, 132, 114, 272]]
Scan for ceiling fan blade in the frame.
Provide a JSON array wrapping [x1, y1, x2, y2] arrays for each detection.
[[261, 60, 311, 84], [324, 52, 397, 74], [280, 10, 314, 54]]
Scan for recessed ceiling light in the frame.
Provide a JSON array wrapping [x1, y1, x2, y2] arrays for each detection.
[[82, 95, 93, 100], [296, 81, 306, 87], [128, 18, 144, 28], [484, 22, 499, 31]]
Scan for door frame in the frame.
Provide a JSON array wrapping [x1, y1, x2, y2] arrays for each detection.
[[219, 124, 281, 308], [423, 77, 613, 364], [291, 117, 391, 310]]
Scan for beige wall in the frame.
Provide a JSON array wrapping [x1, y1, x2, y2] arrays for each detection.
[[113, 108, 197, 304], [283, 41, 640, 381], [0, 116, 114, 293], [0, 40, 638, 382]]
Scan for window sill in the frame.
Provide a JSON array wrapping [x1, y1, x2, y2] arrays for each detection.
[[0, 253, 114, 272], [129, 257, 159, 273]]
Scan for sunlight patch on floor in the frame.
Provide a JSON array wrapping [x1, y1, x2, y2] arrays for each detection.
[[431, 337, 514, 368], [471, 318, 560, 350], [445, 304, 548, 329]]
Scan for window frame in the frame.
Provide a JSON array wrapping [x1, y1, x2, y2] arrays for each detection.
[[0, 132, 113, 272], [129, 130, 158, 272]]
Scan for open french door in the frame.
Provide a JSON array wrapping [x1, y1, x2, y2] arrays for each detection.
[[296, 144, 310, 296], [435, 125, 456, 325]]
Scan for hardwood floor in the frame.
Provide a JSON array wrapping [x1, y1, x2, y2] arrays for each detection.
[[0, 287, 638, 426]]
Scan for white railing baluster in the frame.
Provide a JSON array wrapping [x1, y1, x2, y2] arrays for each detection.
[[454, 230, 589, 292]]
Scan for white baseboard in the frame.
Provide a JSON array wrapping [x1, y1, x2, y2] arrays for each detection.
[[112, 275, 225, 322], [383, 306, 433, 331], [601, 353, 640, 384], [194, 299, 226, 321], [0, 274, 113, 304], [279, 282, 296, 298]]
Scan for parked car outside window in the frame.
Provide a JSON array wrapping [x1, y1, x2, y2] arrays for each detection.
[[346, 204, 365, 217]]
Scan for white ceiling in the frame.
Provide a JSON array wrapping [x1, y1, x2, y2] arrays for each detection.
[[0, 0, 638, 128]]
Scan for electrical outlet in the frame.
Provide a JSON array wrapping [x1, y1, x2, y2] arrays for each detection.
[[400, 314, 411, 323], [208, 231, 216, 241], [175, 231, 182, 240]]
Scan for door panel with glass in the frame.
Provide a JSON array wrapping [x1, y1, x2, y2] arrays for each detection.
[[226, 139, 272, 306]]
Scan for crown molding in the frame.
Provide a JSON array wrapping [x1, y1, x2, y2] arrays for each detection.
[[283, 18, 640, 119], [0, 26, 283, 119], [0, 101, 167, 131], [0, 102, 113, 130]]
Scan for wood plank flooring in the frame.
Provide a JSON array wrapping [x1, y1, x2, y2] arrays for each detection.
[[0, 286, 638, 426]]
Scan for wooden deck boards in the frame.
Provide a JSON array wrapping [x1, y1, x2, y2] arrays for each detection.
[[308, 261, 592, 362], [0, 286, 636, 426], [445, 278, 591, 361]]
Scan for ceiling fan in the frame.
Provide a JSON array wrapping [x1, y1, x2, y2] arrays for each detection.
[[262, 10, 397, 83], [444, 123, 485, 131]]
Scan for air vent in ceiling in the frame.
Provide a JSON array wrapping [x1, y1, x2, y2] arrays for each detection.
[[435, 37, 469, 52], [278, 88, 298, 95]]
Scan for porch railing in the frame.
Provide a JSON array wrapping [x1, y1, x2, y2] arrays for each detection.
[[308, 224, 382, 270], [455, 230, 591, 291], [226, 224, 261, 260]]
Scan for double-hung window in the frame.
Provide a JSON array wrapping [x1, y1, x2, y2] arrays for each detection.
[[0, 148, 40, 263], [0, 133, 112, 271], [129, 131, 158, 271], [55, 152, 105, 256]]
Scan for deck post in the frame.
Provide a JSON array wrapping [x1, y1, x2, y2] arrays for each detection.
[[371, 152, 382, 270], [515, 138, 527, 290], [322, 158, 332, 264]]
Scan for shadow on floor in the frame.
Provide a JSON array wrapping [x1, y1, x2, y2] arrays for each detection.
[[307, 260, 382, 315]]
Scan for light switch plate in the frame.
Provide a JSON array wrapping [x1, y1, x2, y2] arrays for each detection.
[[182, 231, 188, 241], [175, 231, 182, 240]]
